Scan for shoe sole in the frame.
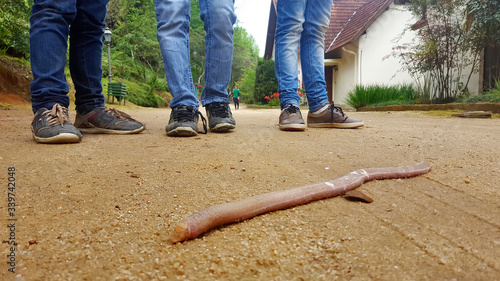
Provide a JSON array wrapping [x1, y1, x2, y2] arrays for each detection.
[[33, 132, 81, 144], [210, 123, 235, 133], [166, 126, 198, 137], [279, 124, 306, 131], [308, 121, 365, 128], [77, 126, 145, 134]]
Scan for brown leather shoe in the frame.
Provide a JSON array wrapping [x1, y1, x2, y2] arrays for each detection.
[[279, 104, 306, 131], [307, 104, 364, 128]]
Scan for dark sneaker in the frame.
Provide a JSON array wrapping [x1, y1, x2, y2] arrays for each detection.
[[279, 104, 306, 131], [166, 105, 207, 137], [205, 102, 236, 132], [74, 107, 145, 134], [307, 104, 364, 128], [31, 104, 82, 144]]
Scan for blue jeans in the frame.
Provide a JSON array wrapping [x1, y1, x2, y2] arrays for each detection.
[[154, 0, 235, 110], [29, 0, 108, 113], [274, 0, 333, 111]]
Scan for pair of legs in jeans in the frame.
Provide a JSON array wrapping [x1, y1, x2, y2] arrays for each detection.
[[275, 0, 364, 131], [154, 0, 236, 137], [29, 0, 144, 144]]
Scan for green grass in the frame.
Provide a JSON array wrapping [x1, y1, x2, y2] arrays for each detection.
[[456, 81, 500, 103], [456, 92, 500, 103], [0, 55, 30, 68], [346, 83, 500, 109], [346, 84, 420, 109]]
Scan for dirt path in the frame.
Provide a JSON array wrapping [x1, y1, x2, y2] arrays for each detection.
[[1, 106, 499, 280]]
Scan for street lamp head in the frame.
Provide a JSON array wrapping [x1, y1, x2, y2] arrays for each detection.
[[103, 28, 112, 44]]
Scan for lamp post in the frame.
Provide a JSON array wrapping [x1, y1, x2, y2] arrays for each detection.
[[103, 28, 112, 83]]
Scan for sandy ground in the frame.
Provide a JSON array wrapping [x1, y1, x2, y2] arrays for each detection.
[[0, 105, 499, 280]]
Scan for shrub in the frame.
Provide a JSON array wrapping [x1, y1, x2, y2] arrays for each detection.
[[125, 81, 167, 107], [346, 84, 420, 109], [254, 58, 278, 103], [103, 78, 167, 107]]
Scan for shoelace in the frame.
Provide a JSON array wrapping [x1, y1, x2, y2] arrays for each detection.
[[208, 103, 230, 118], [283, 104, 300, 115], [197, 111, 208, 134], [43, 104, 69, 127], [104, 107, 141, 123], [173, 107, 207, 134], [103, 107, 149, 133], [329, 103, 348, 122]]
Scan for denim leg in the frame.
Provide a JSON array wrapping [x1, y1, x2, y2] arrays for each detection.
[[274, 0, 305, 109], [198, 0, 235, 106], [29, 0, 107, 113], [154, 0, 199, 109], [300, 0, 332, 111], [71, 0, 108, 113], [29, 0, 77, 113]]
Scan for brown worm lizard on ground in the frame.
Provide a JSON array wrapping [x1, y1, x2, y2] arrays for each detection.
[[171, 162, 432, 243]]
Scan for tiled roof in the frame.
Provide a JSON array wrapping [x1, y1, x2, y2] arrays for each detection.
[[324, 0, 370, 51], [325, 0, 393, 53], [264, 0, 393, 58]]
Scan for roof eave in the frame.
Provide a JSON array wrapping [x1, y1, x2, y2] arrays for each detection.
[[326, 0, 394, 55]]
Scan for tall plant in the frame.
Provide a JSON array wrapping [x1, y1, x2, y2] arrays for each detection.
[[392, 0, 484, 101]]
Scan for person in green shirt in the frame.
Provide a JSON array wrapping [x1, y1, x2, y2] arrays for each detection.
[[232, 85, 240, 110]]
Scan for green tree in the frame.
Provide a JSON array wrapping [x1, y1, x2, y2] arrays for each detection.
[[466, 0, 500, 47], [106, 0, 162, 80], [0, 0, 32, 57], [254, 58, 278, 103], [0, 0, 261, 107], [237, 66, 256, 102], [231, 26, 259, 89], [393, 0, 486, 101]]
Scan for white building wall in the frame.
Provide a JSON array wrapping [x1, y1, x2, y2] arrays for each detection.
[[358, 5, 416, 88], [334, 48, 357, 105], [332, 6, 417, 105]]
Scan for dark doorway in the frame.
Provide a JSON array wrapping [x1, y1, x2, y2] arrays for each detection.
[[325, 66, 333, 103], [484, 45, 500, 89]]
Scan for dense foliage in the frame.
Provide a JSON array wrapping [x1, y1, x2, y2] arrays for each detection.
[[0, 0, 259, 107], [237, 66, 256, 103], [466, 0, 500, 47], [232, 27, 259, 89], [104, 0, 259, 105], [0, 0, 32, 57], [254, 58, 278, 104]]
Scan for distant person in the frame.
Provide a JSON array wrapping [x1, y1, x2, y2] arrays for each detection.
[[274, 0, 364, 131], [154, 0, 236, 136], [29, 0, 145, 144], [232, 85, 240, 110]]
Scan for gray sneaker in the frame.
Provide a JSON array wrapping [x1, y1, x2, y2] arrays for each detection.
[[31, 104, 82, 144], [74, 107, 145, 134], [279, 104, 306, 131], [166, 105, 207, 137], [205, 102, 236, 132], [307, 104, 364, 128]]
